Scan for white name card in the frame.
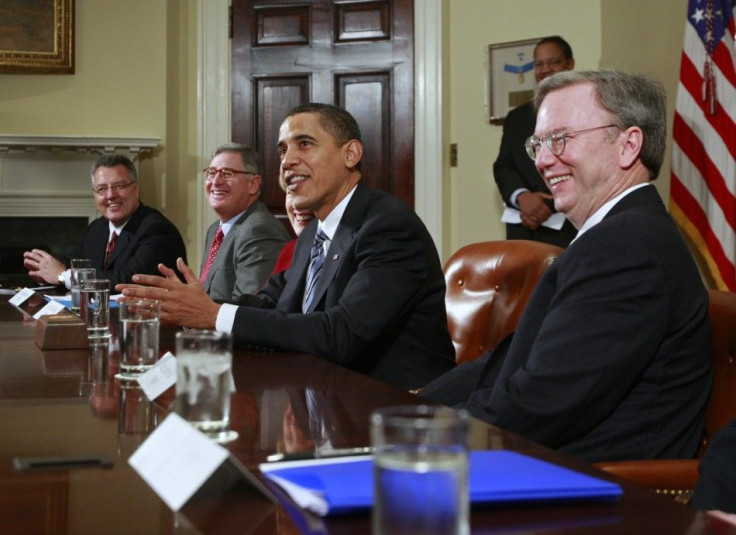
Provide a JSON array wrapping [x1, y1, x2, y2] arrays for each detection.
[[9, 288, 34, 306], [137, 352, 177, 401], [33, 300, 66, 319], [128, 413, 229, 511]]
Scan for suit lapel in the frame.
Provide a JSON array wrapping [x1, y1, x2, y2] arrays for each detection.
[[303, 182, 368, 313]]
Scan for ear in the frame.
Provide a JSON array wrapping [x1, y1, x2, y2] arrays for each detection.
[[619, 126, 643, 170], [248, 174, 262, 194], [343, 139, 363, 170]]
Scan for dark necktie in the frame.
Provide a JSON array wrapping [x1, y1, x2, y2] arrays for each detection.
[[199, 227, 224, 284], [302, 229, 328, 313], [104, 232, 118, 269]]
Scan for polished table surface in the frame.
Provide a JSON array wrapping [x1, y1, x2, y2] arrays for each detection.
[[0, 292, 733, 534]]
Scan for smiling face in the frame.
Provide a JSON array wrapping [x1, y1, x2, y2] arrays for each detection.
[[93, 165, 140, 226], [534, 42, 574, 83], [277, 112, 362, 221], [534, 83, 624, 229], [206, 151, 260, 222], [285, 193, 314, 236]]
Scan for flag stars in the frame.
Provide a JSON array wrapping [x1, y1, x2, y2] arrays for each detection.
[[692, 8, 705, 23]]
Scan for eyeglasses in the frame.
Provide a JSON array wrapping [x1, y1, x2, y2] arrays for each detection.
[[525, 124, 618, 160], [202, 167, 253, 181], [92, 181, 136, 195]]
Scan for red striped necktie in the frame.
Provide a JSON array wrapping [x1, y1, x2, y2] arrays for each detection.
[[200, 227, 224, 283], [104, 232, 118, 269]]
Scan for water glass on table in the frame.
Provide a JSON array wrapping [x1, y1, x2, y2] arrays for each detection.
[[71, 264, 95, 314], [370, 405, 469, 535], [80, 279, 111, 339], [118, 299, 161, 381], [174, 330, 237, 443]]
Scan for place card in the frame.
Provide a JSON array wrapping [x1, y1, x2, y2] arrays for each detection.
[[137, 352, 177, 400], [128, 413, 230, 511], [9, 288, 34, 306], [33, 300, 66, 319]]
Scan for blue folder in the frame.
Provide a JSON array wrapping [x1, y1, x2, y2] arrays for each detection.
[[259, 450, 622, 516]]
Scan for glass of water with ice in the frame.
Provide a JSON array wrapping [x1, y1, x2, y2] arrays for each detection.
[[174, 330, 237, 443]]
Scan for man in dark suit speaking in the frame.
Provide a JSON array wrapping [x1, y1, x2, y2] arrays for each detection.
[[24, 154, 186, 288], [422, 70, 713, 463], [118, 103, 455, 391]]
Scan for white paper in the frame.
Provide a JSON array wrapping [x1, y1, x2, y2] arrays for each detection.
[[137, 352, 178, 401], [9, 288, 34, 306], [128, 413, 230, 511], [33, 300, 66, 319], [501, 206, 567, 231]]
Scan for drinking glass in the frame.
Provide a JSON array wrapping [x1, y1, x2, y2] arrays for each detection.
[[371, 405, 469, 535], [174, 330, 237, 443], [71, 265, 95, 314], [80, 279, 111, 339], [118, 299, 160, 380]]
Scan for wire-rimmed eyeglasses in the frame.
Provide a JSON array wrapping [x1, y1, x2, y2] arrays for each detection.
[[202, 167, 254, 181], [525, 124, 618, 160]]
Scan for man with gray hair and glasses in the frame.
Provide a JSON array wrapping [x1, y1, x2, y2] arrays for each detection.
[[422, 70, 712, 463], [200, 143, 289, 302], [24, 154, 186, 288]]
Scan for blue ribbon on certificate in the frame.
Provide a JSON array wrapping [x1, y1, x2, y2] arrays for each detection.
[[504, 61, 534, 74]]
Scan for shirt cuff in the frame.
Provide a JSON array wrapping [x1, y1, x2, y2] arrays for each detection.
[[62, 269, 72, 290], [215, 303, 238, 333], [510, 188, 530, 209]]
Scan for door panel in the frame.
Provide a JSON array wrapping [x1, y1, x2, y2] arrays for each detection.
[[232, 0, 414, 223]]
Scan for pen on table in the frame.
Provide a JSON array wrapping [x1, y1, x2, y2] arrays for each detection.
[[266, 446, 374, 463]]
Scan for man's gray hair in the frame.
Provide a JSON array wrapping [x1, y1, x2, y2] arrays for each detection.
[[90, 154, 138, 185], [212, 143, 264, 176], [534, 70, 666, 179]]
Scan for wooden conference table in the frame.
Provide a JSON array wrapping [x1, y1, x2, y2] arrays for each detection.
[[0, 292, 732, 534]]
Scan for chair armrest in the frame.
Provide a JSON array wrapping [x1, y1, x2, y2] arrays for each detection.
[[594, 459, 700, 494]]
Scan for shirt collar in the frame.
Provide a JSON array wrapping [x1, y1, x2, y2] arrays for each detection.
[[317, 184, 358, 240], [220, 208, 248, 236], [572, 182, 652, 242]]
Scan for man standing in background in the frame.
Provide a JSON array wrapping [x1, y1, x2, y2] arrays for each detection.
[[493, 35, 577, 247]]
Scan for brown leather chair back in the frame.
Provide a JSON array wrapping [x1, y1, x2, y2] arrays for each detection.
[[701, 289, 736, 453], [443, 240, 564, 364]]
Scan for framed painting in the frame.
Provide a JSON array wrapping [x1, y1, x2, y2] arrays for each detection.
[[0, 0, 75, 74], [487, 37, 539, 124]]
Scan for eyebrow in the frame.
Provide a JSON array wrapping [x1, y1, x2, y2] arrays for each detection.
[[278, 133, 318, 146]]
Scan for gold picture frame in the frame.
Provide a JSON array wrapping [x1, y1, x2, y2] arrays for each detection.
[[487, 37, 540, 125], [0, 0, 75, 74]]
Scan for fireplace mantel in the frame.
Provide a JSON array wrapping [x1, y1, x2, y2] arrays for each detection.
[[0, 135, 160, 155], [0, 135, 160, 221]]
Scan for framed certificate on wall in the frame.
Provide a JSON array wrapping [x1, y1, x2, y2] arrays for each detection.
[[487, 38, 540, 125]]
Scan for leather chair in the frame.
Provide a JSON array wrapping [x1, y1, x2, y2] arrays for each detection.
[[443, 240, 564, 364], [594, 289, 736, 498]]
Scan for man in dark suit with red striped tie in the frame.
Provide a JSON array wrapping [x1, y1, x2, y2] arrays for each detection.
[[23, 154, 186, 288]]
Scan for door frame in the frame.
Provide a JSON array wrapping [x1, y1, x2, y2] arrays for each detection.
[[195, 0, 444, 262]]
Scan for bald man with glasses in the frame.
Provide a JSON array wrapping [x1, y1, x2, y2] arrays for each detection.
[[199, 143, 289, 303], [24, 154, 187, 288]]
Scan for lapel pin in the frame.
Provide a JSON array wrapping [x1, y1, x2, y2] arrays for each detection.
[[332, 254, 339, 260]]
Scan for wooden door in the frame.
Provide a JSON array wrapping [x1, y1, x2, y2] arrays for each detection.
[[231, 0, 414, 223]]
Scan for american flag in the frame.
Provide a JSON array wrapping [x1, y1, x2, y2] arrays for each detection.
[[670, 0, 736, 290]]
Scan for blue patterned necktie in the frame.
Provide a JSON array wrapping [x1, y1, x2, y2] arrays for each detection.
[[302, 229, 329, 313]]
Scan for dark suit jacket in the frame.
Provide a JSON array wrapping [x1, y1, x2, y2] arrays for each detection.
[[75, 203, 187, 288], [493, 101, 577, 247], [422, 185, 712, 462], [201, 200, 289, 302], [230, 181, 456, 391]]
